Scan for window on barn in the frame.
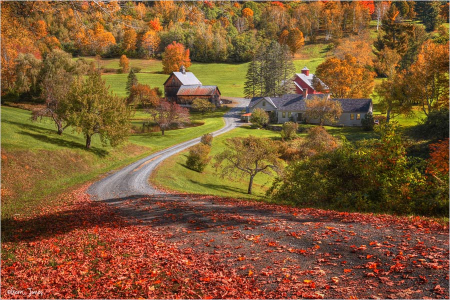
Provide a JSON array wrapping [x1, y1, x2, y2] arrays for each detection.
[[262, 101, 266, 106], [356, 114, 361, 120], [350, 114, 354, 120]]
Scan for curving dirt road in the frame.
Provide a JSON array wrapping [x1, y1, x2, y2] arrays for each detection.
[[88, 98, 248, 201], [87, 98, 448, 298]]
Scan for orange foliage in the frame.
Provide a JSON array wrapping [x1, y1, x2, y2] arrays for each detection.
[[242, 8, 254, 18], [149, 17, 163, 32], [427, 139, 449, 177], [119, 55, 129, 73], [361, 1, 375, 15], [34, 20, 48, 39], [142, 30, 160, 58], [122, 28, 137, 52], [129, 84, 160, 107], [162, 41, 191, 74]]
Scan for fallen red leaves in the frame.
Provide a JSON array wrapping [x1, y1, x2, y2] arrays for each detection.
[[2, 185, 449, 299]]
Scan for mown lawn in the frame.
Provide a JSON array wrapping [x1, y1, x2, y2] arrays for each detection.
[[82, 54, 334, 98], [151, 126, 282, 200], [1, 105, 226, 219]]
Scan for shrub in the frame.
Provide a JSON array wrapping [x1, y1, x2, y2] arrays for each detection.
[[361, 112, 374, 131], [186, 144, 211, 172], [192, 98, 215, 114], [131, 67, 141, 73], [250, 108, 269, 128], [409, 109, 449, 140], [269, 123, 448, 217], [200, 133, 213, 146], [280, 122, 298, 140]]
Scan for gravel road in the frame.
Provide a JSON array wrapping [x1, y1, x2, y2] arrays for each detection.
[[88, 98, 249, 202]]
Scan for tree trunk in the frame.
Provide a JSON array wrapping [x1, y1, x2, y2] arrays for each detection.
[[86, 134, 92, 149], [386, 107, 391, 123], [247, 175, 255, 194], [161, 128, 165, 136]]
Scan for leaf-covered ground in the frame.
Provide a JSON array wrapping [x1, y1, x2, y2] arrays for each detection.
[[2, 185, 448, 299]]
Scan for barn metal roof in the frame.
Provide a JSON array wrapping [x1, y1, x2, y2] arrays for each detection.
[[172, 72, 202, 85], [295, 73, 329, 91], [176, 85, 220, 96]]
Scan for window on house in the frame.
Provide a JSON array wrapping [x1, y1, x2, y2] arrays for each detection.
[[350, 114, 354, 120], [282, 112, 286, 118], [262, 101, 266, 106], [288, 112, 292, 117], [356, 114, 361, 120]]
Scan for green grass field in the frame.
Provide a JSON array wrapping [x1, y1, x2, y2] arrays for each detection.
[[151, 126, 281, 200], [1, 105, 226, 219], [83, 50, 332, 98]]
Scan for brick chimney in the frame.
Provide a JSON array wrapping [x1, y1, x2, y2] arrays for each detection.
[[180, 65, 186, 74], [303, 88, 308, 99], [301, 66, 310, 76]]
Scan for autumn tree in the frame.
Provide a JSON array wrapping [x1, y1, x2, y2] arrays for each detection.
[[214, 136, 281, 194], [142, 30, 160, 58], [62, 72, 131, 149], [122, 27, 137, 53], [299, 126, 339, 158], [148, 100, 190, 136], [286, 28, 305, 54], [305, 97, 342, 126], [405, 41, 449, 116], [250, 108, 269, 128], [32, 50, 88, 135], [192, 98, 215, 114], [14, 53, 42, 95], [119, 55, 129, 73], [162, 41, 191, 74], [126, 69, 138, 96], [128, 84, 160, 108], [334, 33, 374, 68], [374, 72, 412, 123], [315, 55, 375, 98]]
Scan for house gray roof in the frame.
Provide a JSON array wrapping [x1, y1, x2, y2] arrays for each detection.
[[249, 94, 372, 113], [171, 72, 202, 85], [177, 85, 220, 96], [248, 96, 278, 109], [334, 98, 372, 112]]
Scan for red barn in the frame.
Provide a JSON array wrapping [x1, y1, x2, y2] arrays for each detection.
[[293, 67, 329, 98]]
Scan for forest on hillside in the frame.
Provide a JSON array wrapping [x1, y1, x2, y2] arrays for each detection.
[[2, 1, 449, 94]]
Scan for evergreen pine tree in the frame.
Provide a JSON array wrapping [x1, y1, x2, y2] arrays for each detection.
[[126, 69, 138, 96], [415, 1, 442, 32]]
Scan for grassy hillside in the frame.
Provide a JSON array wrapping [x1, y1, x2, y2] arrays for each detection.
[[86, 42, 333, 99], [1, 106, 226, 219], [151, 126, 282, 200]]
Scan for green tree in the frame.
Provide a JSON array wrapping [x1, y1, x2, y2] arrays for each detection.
[[186, 143, 211, 173], [415, 1, 442, 32], [280, 122, 298, 140], [14, 53, 42, 95], [32, 50, 88, 135], [192, 98, 215, 114], [250, 108, 269, 128], [215, 136, 281, 194], [244, 41, 295, 97], [200, 133, 213, 146], [126, 69, 138, 96], [374, 73, 412, 123], [63, 72, 131, 149]]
